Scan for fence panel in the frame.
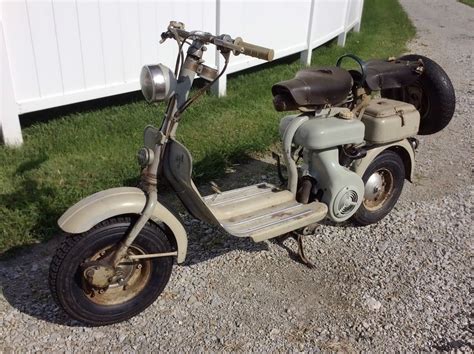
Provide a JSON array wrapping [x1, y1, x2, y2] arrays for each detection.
[[219, 0, 312, 74], [1, 1, 40, 101], [52, 1, 86, 93], [347, 0, 362, 29], [1, 0, 363, 145]]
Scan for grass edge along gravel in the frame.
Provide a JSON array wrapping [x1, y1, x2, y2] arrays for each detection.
[[458, 0, 474, 7], [0, 0, 415, 256]]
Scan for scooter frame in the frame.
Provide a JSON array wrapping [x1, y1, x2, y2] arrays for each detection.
[[58, 25, 416, 267]]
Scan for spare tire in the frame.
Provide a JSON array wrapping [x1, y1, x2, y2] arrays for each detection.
[[381, 54, 455, 135]]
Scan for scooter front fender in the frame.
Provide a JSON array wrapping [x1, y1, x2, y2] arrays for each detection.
[[58, 187, 188, 263]]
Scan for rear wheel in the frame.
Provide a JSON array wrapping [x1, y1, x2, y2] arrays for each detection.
[[382, 54, 455, 135], [352, 150, 405, 226], [49, 217, 173, 326]]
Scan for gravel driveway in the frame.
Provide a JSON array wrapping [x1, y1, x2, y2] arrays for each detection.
[[1, 0, 472, 351]]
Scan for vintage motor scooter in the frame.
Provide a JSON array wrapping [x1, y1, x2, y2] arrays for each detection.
[[49, 21, 455, 325]]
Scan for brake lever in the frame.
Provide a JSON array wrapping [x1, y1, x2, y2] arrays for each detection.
[[214, 37, 244, 54], [159, 32, 169, 44]]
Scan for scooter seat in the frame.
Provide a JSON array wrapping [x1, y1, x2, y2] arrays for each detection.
[[363, 59, 421, 91], [272, 66, 353, 111]]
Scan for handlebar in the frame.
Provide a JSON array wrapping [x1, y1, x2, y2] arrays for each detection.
[[233, 37, 274, 61], [161, 22, 274, 62]]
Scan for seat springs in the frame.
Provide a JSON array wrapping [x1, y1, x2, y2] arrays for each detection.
[[343, 90, 354, 105]]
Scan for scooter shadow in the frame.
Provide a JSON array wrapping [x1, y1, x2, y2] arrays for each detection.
[[0, 238, 85, 326], [0, 230, 269, 326], [0, 157, 279, 326]]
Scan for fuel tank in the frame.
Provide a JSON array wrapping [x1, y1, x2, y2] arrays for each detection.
[[279, 114, 365, 150]]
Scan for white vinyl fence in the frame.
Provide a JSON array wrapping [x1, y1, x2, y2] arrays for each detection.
[[0, 0, 363, 146]]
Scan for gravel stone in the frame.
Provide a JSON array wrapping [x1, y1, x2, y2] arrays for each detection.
[[0, 0, 472, 352], [363, 296, 382, 312]]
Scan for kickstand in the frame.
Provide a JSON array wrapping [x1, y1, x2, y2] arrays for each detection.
[[292, 232, 315, 269]]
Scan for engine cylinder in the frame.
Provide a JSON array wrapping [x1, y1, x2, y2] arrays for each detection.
[[306, 148, 364, 222]]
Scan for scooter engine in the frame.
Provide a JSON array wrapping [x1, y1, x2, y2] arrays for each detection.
[[307, 148, 364, 222], [332, 185, 361, 220]]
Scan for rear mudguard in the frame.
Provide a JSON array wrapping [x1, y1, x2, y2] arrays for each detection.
[[350, 139, 415, 181], [58, 187, 188, 263]]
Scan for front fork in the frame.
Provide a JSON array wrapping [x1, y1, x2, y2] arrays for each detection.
[[84, 39, 205, 288], [110, 134, 166, 267], [82, 186, 179, 290], [111, 188, 158, 267], [112, 40, 202, 266]]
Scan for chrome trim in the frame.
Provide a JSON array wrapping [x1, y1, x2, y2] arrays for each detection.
[[230, 209, 314, 237], [203, 183, 278, 206], [208, 188, 274, 206], [222, 204, 302, 227]]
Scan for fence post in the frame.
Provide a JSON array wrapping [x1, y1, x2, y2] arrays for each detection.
[[211, 65, 227, 97], [354, 0, 364, 32], [210, 0, 227, 97], [300, 0, 316, 66], [337, 0, 351, 47], [1, 21, 23, 146]]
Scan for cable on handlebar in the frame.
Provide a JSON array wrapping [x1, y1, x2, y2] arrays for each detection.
[[172, 51, 230, 121], [159, 27, 190, 134], [162, 23, 271, 122], [170, 28, 189, 77]]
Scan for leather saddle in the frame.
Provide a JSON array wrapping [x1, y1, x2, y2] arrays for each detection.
[[271, 58, 422, 112], [363, 59, 422, 91], [272, 67, 353, 111]]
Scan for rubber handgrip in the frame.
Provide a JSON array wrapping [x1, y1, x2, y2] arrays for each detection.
[[233, 37, 274, 61]]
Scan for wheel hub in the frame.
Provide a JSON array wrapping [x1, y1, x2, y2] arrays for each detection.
[[363, 168, 394, 211], [407, 85, 423, 109], [80, 245, 151, 305], [83, 264, 116, 289], [83, 260, 135, 289], [364, 172, 384, 200], [405, 83, 430, 121]]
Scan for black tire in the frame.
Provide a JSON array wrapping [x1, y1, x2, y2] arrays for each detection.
[[49, 216, 173, 326], [352, 150, 405, 226], [381, 54, 455, 135]]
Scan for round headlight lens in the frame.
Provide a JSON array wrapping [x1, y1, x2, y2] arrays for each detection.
[[140, 64, 176, 103]]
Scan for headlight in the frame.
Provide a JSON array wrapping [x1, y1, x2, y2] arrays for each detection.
[[140, 64, 176, 103]]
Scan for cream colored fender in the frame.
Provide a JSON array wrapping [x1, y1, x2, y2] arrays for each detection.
[[58, 187, 188, 263], [350, 139, 415, 181]]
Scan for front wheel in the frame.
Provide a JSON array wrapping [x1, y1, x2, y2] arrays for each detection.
[[352, 150, 405, 226], [49, 216, 173, 326]]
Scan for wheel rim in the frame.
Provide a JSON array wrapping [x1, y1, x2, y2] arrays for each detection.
[[363, 168, 394, 211], [80, 245, 152, 306], [404, 83, 430, 121]]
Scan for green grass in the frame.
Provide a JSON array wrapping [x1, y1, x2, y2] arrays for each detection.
[[458, 0, 474, 7], [0, 0, 415, 256]]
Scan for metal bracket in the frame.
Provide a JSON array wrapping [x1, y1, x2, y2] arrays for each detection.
[[144, 125, 166, 149], [128, 251, 178, 260]]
